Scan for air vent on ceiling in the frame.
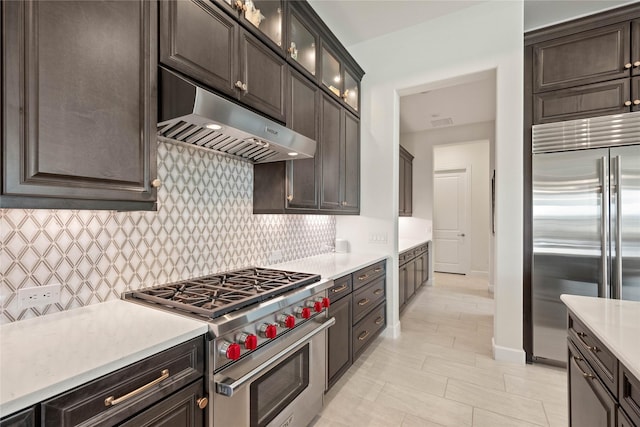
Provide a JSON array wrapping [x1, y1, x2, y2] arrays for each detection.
[[431, 118, 454, 127]]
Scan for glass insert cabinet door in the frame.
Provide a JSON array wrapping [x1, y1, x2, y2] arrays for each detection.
[[218, 0, 283, 47], [322, 47, 341, 97], [343, 69, 359, 111], [288, 14, 316, 75]]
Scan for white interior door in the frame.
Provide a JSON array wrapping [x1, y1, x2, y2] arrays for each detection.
[[433, 169, 470, 274]]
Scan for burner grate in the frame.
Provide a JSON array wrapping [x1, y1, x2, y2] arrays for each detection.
[[128, 267, 321, 319]]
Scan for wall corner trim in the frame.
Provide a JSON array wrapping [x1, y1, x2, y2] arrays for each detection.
[[492, 337, 526, 364]]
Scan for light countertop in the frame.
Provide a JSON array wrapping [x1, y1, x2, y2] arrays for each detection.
[[0, 300, 208, 417], [399, 238, 430, 253], [561, 295, 640, 380], [270, 252, 389, 281]]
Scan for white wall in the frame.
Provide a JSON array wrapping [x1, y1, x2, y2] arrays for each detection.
[[433, 141, 490, 277], [336, 0, 524, 362]]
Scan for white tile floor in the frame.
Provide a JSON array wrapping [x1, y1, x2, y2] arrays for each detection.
[[314, 273, 568, 427]]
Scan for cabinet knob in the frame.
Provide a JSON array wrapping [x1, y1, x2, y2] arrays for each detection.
[[634, 61, 640, 67], [634, 100, 640, 105], [287, 195, 293, 202], [235, 80, 248, 91], [341, 201, 347, 206], [151, 178, 162, 188], [625, 63, 632, 69], [625, 100, 632, 107], [197, 397, 209, 409]]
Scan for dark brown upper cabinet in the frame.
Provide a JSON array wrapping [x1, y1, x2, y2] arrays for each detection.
[[286, 2, 319, 80], [160, 0, 286, 122], [399, 145, 413, 217], [1, 0, 158, 210], [633, 19, 640, 76], [319, 94, 359, 213], [253, 68, 319, 213], [533, 22, 631, 93], [320, 41, 361, 115]]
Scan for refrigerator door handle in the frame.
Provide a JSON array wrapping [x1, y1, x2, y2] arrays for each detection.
[[613, 155, 622, 299], [600, 156, 609, 298]]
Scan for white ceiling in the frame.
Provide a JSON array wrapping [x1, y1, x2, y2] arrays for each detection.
[[308, 0, 639, 134]]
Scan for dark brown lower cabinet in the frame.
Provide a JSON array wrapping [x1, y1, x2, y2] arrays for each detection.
[[119, 379, 205, 427], [326, 261, 386, 391], [0, 406, 36, 427], [398, 263, 407, 312], [618, 408, 635, 427], [0, 337, 207, 427], [568, 341, 616, 427], [633, 77, 640, 112], [398, 243, 429, 313], [327, 295, 352, 390]]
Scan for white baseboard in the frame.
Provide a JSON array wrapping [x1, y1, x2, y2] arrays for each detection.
[[425, 278, 434, 287], [469, 270, 489, 279], [492, 338, 525, 364], [383, 319, 402, 339]]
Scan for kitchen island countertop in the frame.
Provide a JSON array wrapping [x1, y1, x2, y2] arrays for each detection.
[[561, 294, 640, 380], [0, 300, 208, 417]]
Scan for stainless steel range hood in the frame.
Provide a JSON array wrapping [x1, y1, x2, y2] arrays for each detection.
[[158, 67, 316, 163]]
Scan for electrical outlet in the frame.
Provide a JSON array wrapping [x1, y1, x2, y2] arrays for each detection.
[[369, 232, 388, 244], [18, 284, 61, 309]]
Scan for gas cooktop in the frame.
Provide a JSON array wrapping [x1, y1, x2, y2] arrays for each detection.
[[126, 267, 321, 319]]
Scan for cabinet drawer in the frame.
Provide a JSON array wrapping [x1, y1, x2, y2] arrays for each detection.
[[619, 364, 640, 425], [533, 78, 630, 124], [328, 274, 352, 303], [0, 406, 37, 427], [352, 303, 386, 358], [353, 261, 386, 290], [352, 276, 385, 324], [42, 336, 205, 427], [569, 314, 618, 397]]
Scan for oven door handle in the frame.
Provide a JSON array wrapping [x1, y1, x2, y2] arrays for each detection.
[[215, 317, 336, 397]]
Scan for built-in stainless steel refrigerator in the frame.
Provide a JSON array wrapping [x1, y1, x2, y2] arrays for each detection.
[[532, 111, 640, 364]]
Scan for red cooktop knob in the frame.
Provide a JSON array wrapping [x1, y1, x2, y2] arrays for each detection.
[[225, 343, 241, 360], [259, 323, 278, 339], [285, 315, 296, 328], [322, 297, 330, 308], [295, 306, 311, 319], [313, 301, 323, 313], [244, 334, 258, 350]]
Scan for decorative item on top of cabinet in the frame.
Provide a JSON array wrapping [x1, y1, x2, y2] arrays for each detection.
[[319, 94, 360, 214], [287, 1, 319, 80], [320, 41, 360, 115], [399, 145, 414, 216], [0, 0, 158, 210], [160, 0, 286, 123]]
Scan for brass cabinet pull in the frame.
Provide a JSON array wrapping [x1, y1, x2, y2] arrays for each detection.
[[358, 298, 370, 306], [625, 63, 632, 69], [197, 397, 209, 409], [634, 100, 640, 105], [374, 267, 383, 273], [373, 289, 383, 296], [104, 369, 170, 406], [331, 284, 348, 293], [235, 80, 248, 91], [358, 330, 370, 341], [375, 316, 383, 325], [634, 61, 640, 67], [287, 194, 293, 202], [624, 100, 632, 106], [151, 178, 162, 188], [576, 332, 598, 352], [358, 274, 369, 281], [572, 356, 594, 379], [341, 201, 348, 206]]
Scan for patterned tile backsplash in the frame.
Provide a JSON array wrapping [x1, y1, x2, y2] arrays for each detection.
[[0, 141, 336, 323]]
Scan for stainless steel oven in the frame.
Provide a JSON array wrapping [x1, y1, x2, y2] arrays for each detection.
[[213, 316, 334, 427]]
